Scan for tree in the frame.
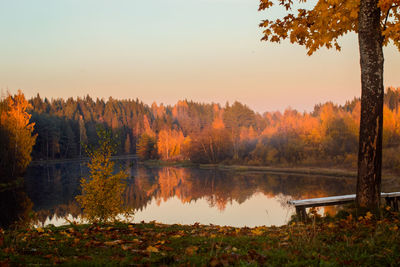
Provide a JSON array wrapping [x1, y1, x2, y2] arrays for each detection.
[[259, 0, 399, 211], [124, 133, 132, 154], [136, 133, 156, 160], [76, 127, 129, 223], [157, 129, 185, 160], [0, 91, 37, 182], [223, 102, 256, 159], [78, 115, 87, 157], [188, 127, 233, 163]]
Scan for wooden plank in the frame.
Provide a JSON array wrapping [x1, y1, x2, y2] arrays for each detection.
[[383, 192, 400, 198], [288, 192, 400, 208], [289, 192, 400, 221], [288, 194, 356, 208]]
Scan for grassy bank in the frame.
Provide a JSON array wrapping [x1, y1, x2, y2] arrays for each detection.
[[1, 209, 400, 266]]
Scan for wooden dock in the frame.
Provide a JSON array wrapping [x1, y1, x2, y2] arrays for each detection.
[[288, 192, 400, 220]]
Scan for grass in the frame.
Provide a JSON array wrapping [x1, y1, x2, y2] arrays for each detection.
[[1, 208, 400, 266]]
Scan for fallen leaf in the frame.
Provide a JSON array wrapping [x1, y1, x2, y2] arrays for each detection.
[[104, 240, 123, 246], [185, 246, 198, 255], [121, 244, 132, 251], [209, 258, 220, 267], [146, 246, 159, 253], [327, 223, 335, 228], [251, 228, 264, 236], [365, 212, 373, 220]]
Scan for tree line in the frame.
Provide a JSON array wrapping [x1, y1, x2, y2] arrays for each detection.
[[24, 87, 400, 172]]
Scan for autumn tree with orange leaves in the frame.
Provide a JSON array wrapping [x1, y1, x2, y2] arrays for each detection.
[[0, 91, 37, 182], [157, 129, 186, 160], [259, 0, 400, 211]]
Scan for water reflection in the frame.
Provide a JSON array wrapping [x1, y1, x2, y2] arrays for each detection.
[[0, 185, 33, 229], [23, 159, 360, 227], [125, 167, 355, 226]]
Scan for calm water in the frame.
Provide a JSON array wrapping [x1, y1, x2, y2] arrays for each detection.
[[3, 159, 361, 228]]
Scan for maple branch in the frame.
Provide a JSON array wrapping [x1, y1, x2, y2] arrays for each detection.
[[383, 5, 399, 31]]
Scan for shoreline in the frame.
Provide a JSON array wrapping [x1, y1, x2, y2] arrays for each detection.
[[197, 164, 357, 178], [29, 156, 398, 181], [29, 154, 138, 166], [143, 160, 400, 180]]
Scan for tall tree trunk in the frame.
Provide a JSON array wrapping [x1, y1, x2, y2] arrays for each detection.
[[356, 0, 384, 211]]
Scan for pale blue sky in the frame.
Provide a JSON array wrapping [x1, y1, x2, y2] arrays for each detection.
[[1, 0, 399, 112]]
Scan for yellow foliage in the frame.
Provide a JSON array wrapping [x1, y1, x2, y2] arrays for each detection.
[[76, 127, 129, 223]]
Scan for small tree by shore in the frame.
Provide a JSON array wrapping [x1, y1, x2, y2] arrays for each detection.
[[76, 127, 129, 223]]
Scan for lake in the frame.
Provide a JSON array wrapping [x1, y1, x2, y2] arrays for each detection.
[[3, 159, 363, 228]]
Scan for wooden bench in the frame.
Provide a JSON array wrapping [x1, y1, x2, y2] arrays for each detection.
[[288, 192, 400, 220]]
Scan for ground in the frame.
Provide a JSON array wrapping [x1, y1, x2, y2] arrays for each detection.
[[1, 208, 399, 266]]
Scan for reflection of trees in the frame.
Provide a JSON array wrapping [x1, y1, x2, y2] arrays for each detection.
[[25, 162, 83, 211], [24, 161, 85, 225], [24, 159, 357, 222], [34, 201, 82, 226], [125, 166, 356, 212], [0, 186, 33, 229]]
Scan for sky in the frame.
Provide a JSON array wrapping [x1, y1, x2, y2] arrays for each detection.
[[0, 0, 399, 113]]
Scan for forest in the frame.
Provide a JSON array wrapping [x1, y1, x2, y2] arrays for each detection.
[[24, 87, 400, 172]]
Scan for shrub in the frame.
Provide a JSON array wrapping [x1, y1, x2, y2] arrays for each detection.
[[76, 127, 129, 223]]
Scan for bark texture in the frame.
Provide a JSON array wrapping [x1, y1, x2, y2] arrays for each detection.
[[356, 0, 384, 210]]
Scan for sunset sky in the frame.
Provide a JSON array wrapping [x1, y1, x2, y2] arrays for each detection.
[[1, 0, 399, 113]]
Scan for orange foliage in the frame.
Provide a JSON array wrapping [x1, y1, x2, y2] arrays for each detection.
[[0, 90, 37, 180], [212, 116, 225, 130], [143, 115, 155, 137], [172, 100, 189, 119], [151, 102, 166, 118], [157, 129, 185, 160], [259, 0, 400, 54]]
